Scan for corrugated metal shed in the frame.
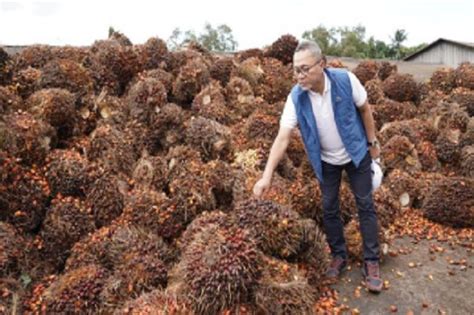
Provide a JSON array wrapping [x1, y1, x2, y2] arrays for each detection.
[[404, 38, 474, 67]]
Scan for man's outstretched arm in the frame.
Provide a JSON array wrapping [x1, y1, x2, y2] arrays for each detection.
[[253, 126, 293, 197]]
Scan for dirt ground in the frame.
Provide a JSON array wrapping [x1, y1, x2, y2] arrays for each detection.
[[331, 236, 473, 314]]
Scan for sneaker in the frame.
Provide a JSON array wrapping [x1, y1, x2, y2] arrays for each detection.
[[325, 256, 347, 279], [362, 261, 383, 293]]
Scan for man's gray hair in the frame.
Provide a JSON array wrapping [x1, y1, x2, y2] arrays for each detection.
[[294, 40, 323, 59]]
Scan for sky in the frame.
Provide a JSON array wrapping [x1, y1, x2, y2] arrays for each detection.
[[0, 0, 472, 50]]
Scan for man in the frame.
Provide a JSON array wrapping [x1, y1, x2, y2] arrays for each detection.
[[253, 40, 383, 293]]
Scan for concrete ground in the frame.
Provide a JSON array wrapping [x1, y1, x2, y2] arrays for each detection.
[[331, 237, 473, 314]]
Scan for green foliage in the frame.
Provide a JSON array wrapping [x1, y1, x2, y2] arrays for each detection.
[[302, 25, 423, 60], [167, 23, 238, 52]]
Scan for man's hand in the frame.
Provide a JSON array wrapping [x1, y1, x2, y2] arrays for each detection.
[[253, 176, 272, 198], [369, 146, 381, 159]]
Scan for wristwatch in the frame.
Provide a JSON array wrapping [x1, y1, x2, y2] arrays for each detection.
[[367, 139, 380, 148]]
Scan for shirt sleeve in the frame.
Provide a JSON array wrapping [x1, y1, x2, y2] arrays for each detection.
[[348, 71, 368, 107], [279, 94, 298, 129]]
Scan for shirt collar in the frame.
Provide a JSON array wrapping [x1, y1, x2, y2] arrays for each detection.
[[308, 72, 330, 97]]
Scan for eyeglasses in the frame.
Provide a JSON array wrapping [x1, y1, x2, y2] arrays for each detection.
[[293, 59, 321, 76]]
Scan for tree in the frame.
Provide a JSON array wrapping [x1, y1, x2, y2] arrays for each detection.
[[167, 23, 238, 52], [338, 25, 368, 58], [167, 27, 197, 51], [199, 23, 237, 52], [302, 25, 339, 55], [390, 29, 408, 59]]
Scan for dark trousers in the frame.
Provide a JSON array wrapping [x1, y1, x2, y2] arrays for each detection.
[[320, 152, 380, 261]]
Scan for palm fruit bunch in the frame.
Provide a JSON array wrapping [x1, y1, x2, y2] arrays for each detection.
[[87, 123, 136, 175], [185, 41, 215, 63], [185, 116, 232, 161], [0, 222, 26, 277], [170, 224, 261, 315], [382, 73, 419, 103], [433, 102, 470, 132], [0, 46, 12, 85], [447, 87, 474, 117], [225, 76, 256, 118], [210, 56, 236, 86], [13, 45, 55, 70], [344, 219, 387, 261], [454, 62, 474, 90], [378, 118, 438, 146], [416, 140, 441, 171], [126, 77, 167, 125], [236, 48, 264, 62], [86, 171, 127, 228], [38, 59, 94, 99], [382, 135, 422, 174], [118, 289, 190, 315], [132, 68, 175, 95], [147, 102, 189, 153], [255, 256, 317, 315], [234, 57, 265, 88], [177, 210, 234, 251], [0, 111, 56, 166], [460, 145, 474, 177], [166, 145, 203, 181], [0, 85, 22, 114], [234, 199, 307, 259], [377, 61, 397, 81], [429, 67, 457, 93], [165, 49, 206, 76], [44, 149, 97, 197], [132, 151, 167, 191], [254, 57, 294, 103], [353, 60, 379, 85], [204, 160, 245, 210], [108, 30, 133, 47], [372, 185, 401, 228], [134, 37, 169, 71], [192, 80, 231, 124], [86, 39, 140, 95], [121, 186, 192, 240], [39, 264, 109, 314], [244, 106, 280, 150], [100, 250, 168, 312], [383, 168, 420, 208], [40, 195, 95, 269], [364, 78, 385, 104], [288, 175, 322, 221], [423, 176, 474, 228], [264, 34, 299, 65], [165, 146, 216, 218], [25, 88, 77, 142], [0, 221, 28, 314], [0, 152, 50, 231], [327, 58, 346, 68], [93, 89, 129, 126], [244, 172, 292, 208], [434, 129, 461, 164], [371, 99, 419, 130], [65, 222, 174, 272], [172, 58, 211, 106], [293, 219, 328, 285]]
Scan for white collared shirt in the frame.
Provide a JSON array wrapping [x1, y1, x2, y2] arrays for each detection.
[[280, 71, 367, 165]]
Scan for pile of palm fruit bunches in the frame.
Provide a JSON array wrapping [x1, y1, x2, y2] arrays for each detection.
[[0, 31, 472, 314]]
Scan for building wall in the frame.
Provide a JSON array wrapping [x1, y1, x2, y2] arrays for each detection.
[[409, 42, 474, 67]]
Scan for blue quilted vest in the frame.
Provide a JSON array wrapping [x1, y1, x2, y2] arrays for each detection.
[[290, 68, 368, 182]]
